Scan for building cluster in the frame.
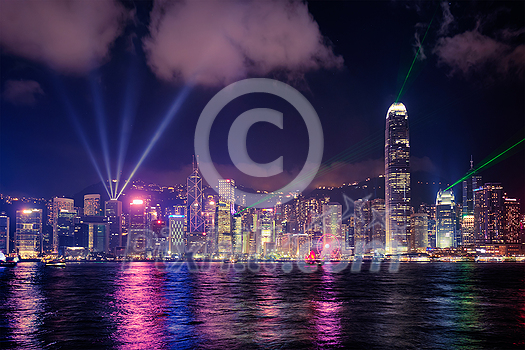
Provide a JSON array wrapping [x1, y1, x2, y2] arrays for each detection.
[[377, 102, 523, 255], [0, 102, 523, 259]]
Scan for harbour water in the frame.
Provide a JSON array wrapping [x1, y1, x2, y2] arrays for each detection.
[[1, 262, 524, 349]]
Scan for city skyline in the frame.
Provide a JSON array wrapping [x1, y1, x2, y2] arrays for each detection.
[[1, 3, 524, 348], [0, 1, 523, 201]]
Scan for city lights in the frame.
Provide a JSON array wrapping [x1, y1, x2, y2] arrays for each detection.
[[1, 1, 523, 349]]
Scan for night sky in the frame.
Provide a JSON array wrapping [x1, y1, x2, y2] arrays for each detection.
[[1, 1, 523, 203]]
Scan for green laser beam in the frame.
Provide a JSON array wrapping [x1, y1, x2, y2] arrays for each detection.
[[445, 137, 525, 191], [236, 93, 482, 212], [395, 6, 438, 103]]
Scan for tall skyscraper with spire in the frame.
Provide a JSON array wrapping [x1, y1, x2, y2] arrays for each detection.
[[385, 102, 411, 253], [187, 157, 204, 233], [461, 156, 482, 245]]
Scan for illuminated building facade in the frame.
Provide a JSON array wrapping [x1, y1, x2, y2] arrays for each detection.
[[84, 194, 101, 216], [73, 216, 109, 253], [52, 197, 74, 252], [216, 201, 232, 255], [322, 202, 342, 239], [57, 209, 77, 252], [169, 214, 185, 256], [204, 195, 217, 252], [436, 189, 456, 248], [462, 159, 482, 215], [461, 214, 475, 245], [462, 158, 482, 246], [128, 199, 147, 255], [418, 202, 436, 248], [233, 214, 243, 254], [259, 208, 275, 255], [105, 199, 122, 251], [501, 198, 520, 244], [474, 183, 504, 244], [410, 213, 428, 252], [385, 102, 411, 253], [369, 199, 386, 247], [186, 231, 207, 255], [291, 233, 310, 258], [129, 199, 146, 230], [218, 179, 235, 213], [0, 213, 9, 254], [15, 209, 42, 258], [353, 199, 385, 253]]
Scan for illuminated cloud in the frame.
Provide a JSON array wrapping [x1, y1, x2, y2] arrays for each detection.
[[437, 2, 454, 36], [143, 0, 343, 86], [433, 28, 524, 77], [3, 80, 44, 105], [0, 0, 131, 74], [431, 4, 524, 79]]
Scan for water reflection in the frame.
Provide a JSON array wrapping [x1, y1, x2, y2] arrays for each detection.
[[5, 263, 45, 349], [0, 262, 523, 349], [312, 267, 343, 347], [113, 263, 170, 349]]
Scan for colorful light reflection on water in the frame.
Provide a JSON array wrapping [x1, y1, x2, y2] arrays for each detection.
[[0, 262, 524, 349]]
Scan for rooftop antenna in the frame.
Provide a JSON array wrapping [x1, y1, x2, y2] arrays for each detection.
[[470, 155, 473, 170]]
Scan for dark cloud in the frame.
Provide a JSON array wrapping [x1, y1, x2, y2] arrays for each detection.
[[0, 0, 132, 74], [3, 80, 44, 105], [143, 0, 343, 86]]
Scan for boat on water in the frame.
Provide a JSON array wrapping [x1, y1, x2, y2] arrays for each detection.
[[0, 258, 18, 267], [42, 257, 66, 267], [0, 252, 18, 267]]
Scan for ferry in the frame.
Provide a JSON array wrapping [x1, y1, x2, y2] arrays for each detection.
[[42, 257, 66, 267], [0, 252, 18, 267]]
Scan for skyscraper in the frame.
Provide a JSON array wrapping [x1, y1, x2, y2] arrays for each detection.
[[462, 157, 482, 246], [129, 199, 146, 230], [128, 199, 146, 255], [84, 194, 101, 216], [462, 157, 482, 215], [57, 208, 77, 252], [322, 202, 342, 240], [168, 214, 185, 256], [385, 102, 411, 253], [501, 197, 520, 244], [216, 201, 232, 255], [474, 183, 504, 244], [105, 199, 122, 251], [203, 195, 217, 253], [259, 208, 275, 255], [410, 213, 428, 252], [352, 199, 385, 253], [232, 214, 243, 254], [187, 160, 204, 233], [436, 189, 456, 248], [0, 213, 9, 254], [218, 179, 236, 215], [16, 209, 42, 258], [52, 197, 74, 253]]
